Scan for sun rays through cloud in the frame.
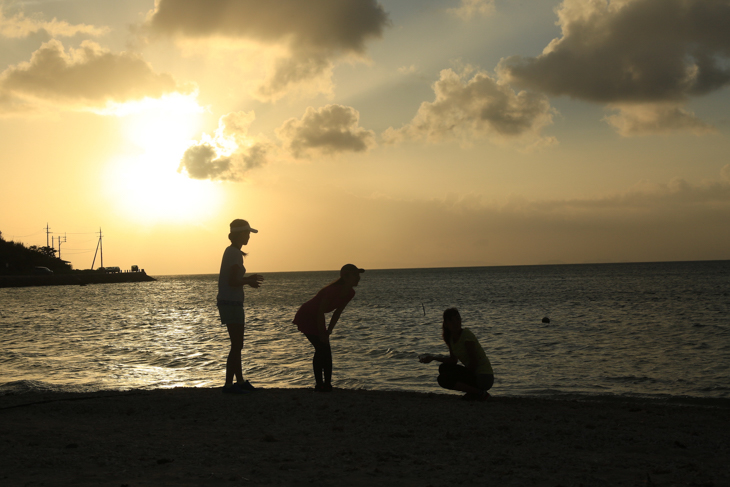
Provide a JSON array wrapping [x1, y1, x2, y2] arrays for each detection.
[[102, 93, 221, 224]]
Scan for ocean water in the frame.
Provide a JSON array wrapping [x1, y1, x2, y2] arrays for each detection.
[[1, 261, 728, 398]]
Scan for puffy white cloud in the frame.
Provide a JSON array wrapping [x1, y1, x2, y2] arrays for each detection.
[[448, 0, 496, 20], [383, 68, 556, 146], [178, 111, 273, 181], [276, 104, 376, 159], [143, 0, 389, 101], [0, 8, 108, 38], [0, 39, 191, 113], [499, 0, 730, 135]]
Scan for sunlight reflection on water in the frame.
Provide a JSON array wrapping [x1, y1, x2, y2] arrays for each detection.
[[1, 262, 729, 398]]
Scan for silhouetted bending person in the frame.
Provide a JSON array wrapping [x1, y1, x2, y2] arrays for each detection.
[[419, 308, 494, 401], [217, 219, 264, 394], [293, 264, 364, 392]]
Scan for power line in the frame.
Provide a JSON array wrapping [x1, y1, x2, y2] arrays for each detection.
[[3, 226, 102, 262], [3, 229, 45, 239]]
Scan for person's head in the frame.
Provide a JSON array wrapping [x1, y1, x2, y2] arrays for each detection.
[[228, 219, 258, 248], [442, 307, 462, 344], [339, 263, 364, 288]]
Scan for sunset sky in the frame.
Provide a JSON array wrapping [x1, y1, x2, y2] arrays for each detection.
[[1, 0, 729, 275]]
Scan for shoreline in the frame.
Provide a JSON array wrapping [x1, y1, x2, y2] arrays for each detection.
[[3, 383, 729, 405], [2, 388, 728, 486], [0, 271, 156, 288]]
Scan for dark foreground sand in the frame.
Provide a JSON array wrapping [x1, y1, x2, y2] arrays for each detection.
[[1, 388, 728, 486]]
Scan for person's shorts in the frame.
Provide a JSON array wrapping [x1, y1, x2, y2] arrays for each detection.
[[217, 302, 244, 325]]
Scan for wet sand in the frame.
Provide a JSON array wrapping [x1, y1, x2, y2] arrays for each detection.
[[1, 387, 728, 486]]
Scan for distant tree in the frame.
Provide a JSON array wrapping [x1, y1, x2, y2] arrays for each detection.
[[1, 237, 71, 274], [29, 245, 57, 257]]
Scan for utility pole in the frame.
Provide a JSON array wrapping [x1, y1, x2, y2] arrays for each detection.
[[55, 234, 67, 260], [45, 223, 52, 248], [91, 228, 103, 270]]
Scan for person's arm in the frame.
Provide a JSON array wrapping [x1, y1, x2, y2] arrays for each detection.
[[244, 274, 264, 288], [327, 306, 345, 335], [316, 296, 330, 342], [227, 264, 264, 288], [419, 346, 457, 364], [441, 348, 458, 364], [464, 341, 479, 371]]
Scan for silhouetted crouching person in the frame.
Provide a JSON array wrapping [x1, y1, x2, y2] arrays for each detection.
[[293, 264, 364, 392], [420, 308, 494, 401]]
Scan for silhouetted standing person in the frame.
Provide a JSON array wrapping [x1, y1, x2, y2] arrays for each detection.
[[217, 219, 264, 394], [420, 308, 494, 400], [293, 264, 364, 391]]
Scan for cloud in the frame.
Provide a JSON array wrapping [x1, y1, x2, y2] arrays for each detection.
[[179, 104, 375, 180], [501, 0, 730, 103], [144, 0, 388, 51], [0, 8, 108, 38], [142, 0, 389, 101], [383, 68, 556, 146], [605, 103, 716, 136], [722, 164, 730, 182], [316, 168, 730, 269], [178, 111, 273, 181], [398, 64, 418, 75], [499, 0, 730, 135], [0, 39, 192, 113], [448, 0, 496, 20], [276, 104, 376, 159], [255, 51, 334, 101]]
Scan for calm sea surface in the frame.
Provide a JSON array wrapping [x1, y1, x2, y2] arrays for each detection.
[[1, 261, 728, 398]]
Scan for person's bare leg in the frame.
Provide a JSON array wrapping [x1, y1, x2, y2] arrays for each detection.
[[226, 323, 244, 385]]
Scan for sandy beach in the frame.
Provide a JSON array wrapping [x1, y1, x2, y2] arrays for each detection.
[[1, 387, 728, 486]]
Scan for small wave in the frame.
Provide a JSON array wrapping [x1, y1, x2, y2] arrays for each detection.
[[0, 379, 101, 395]]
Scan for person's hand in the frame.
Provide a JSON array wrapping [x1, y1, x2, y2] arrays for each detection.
[[247, 274, 264, 288], [418, 354, 434, 364]]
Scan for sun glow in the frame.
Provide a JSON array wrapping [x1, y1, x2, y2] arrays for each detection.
[[103, 95, 222, 223]]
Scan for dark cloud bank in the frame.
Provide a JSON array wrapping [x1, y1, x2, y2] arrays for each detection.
[[144, 0, 389, 100], [500, 0, 730, 135]]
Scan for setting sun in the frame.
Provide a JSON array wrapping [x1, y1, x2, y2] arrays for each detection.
[[103, 95, 221, 223]]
